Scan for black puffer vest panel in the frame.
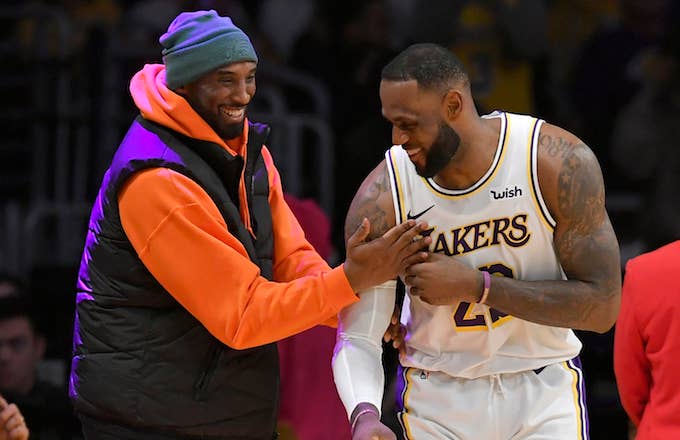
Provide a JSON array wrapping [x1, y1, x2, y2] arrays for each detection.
[[70, 117, 279, 439]]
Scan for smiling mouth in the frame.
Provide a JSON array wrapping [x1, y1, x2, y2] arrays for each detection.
[[220, 107, 245, 120], [405, 147, 422, 159]]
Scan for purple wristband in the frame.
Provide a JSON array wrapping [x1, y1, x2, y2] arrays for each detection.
[[350, 408, 379, 435]]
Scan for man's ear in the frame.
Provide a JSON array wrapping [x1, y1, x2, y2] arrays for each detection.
[[442, 89, 463, 121]]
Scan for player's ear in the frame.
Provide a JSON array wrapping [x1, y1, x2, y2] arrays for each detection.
[[442, 89, 463, 122]]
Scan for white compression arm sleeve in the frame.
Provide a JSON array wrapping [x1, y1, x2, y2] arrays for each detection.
[[332, 280, 397, 418]]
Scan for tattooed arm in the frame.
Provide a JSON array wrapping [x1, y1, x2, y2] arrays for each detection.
[[484, 123, 621, 333], [333, 160, 426, 439], [339, 158, 429, 293], [344, 160, 397, 242]]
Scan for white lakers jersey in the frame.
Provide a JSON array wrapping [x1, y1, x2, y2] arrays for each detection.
[[385, 111, 581, 378]]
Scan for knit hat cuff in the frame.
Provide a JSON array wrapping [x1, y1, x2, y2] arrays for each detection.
[[164, 33, 257, 89]]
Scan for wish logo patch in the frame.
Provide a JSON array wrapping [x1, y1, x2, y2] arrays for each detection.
[[489, 185, 524, 200]]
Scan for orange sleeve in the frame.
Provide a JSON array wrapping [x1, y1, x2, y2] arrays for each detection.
[[119, 167, 357, 349], [261, 147, 344, 327], [261, 147, 332, 282]]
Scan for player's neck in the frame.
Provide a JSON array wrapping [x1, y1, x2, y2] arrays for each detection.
[[434, 117, 500, 190]]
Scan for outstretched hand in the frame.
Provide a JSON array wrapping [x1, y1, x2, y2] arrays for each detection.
[[344, 219, 430, 293]]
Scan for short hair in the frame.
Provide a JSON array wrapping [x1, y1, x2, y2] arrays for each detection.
[[381, 43, 469, 92], [0, 275, 38, 333], [0, 295, 37, 329]]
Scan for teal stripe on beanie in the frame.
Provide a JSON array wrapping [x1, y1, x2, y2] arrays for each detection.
[[160, 10, 258, 89]]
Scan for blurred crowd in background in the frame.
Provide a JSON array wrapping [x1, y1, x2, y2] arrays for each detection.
[[1, 0, 678, 439]]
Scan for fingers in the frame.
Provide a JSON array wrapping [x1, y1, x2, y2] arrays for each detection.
[[382, 328, 394, 343], [394, 223, 431, 251], [9, 427, 29, 440], [379, 219, 417, 244], [403, 232, 431, 254], [347, 218, 371, 248], [8, 423, 29, 440], [383, 326, 402, 346], [0, 404, 27, 440], [382, 314, 398, 342], [381, 220, 430, 250], [401, 263, 419, 286], [394, 234, 430, 278], [0, 403, 18, 424], [5, 411, 24, 431], [0, 406, 11, 427], [382, 313, 407, 349], [408, 286, 448, 305], [392, 325, 407, 349], [402, 274, 416, 289], [399, 253, 428, 274]]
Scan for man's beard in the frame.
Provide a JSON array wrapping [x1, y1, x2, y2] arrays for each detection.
[[417, 122, 461, 177], [195, 106, 245, 141], [219, 119, 245, 140]]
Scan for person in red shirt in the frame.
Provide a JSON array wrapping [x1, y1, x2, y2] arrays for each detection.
[[614, 240, 680, 439]]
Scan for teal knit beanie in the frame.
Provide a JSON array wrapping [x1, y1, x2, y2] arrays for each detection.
[[160, 10, 258, 89]]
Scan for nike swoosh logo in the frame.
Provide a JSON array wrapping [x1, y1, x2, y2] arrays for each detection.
[[406, 204, 435, 220]]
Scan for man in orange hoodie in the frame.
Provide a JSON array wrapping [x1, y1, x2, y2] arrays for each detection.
[[68, 10, 429, 440]]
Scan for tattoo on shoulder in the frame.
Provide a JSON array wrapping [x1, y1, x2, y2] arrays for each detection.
[[344, 163, 393, 242], [556, 143, 605, 230], [539, 134, 578, 159]]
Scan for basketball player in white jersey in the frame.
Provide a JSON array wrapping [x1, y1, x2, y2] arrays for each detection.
[[332, 43, 622, 440]]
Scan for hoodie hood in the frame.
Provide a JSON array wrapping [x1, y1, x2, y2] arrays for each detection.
[[130, 63, 257, 235], [130, 64, 247, 156]]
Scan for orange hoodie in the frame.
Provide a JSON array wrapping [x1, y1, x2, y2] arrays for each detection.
[[120, 64, 357, 349]]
